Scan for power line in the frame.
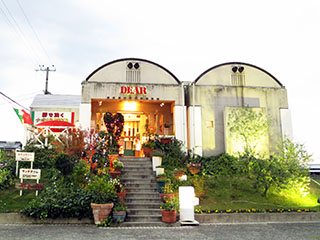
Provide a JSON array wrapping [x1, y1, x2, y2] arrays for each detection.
[[16, 0, 53, 64], [0, 0, 41, 64], [0, 91, 30, 110]]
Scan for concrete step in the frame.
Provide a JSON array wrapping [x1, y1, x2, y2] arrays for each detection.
[[126, 187, 158, 192], [127, 208, 161, 215], [125, 214, 162, 222], [126, 198, 161, 204], [126, 202, 161, 209], [122, 170, 154, 175], [126, 192, 160, 198], [122, 176, 156, 182], [122, 180, 156, 185]]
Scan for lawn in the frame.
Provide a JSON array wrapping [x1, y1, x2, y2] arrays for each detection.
[[198, 176, 320, 212]]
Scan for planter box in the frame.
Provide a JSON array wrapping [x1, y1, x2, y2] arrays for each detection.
[[155, 167, 164, 176], [152, 156, 162, 171]]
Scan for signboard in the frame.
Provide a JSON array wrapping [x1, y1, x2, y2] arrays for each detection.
[[19, 168, 42, 196], [16, 152, 34, 162], [19, 168, 41, 180], [15, 151, 35, 176], [120, 86, 147, 95], [33, 111, 75, 125]]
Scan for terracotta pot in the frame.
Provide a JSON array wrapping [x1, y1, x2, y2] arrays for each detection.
[[91, 203, 114, 225], [188, 165, 200, 175], [161, 210, 177, 223]]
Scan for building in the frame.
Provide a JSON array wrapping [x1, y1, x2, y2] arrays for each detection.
[[29, 58, 292, 157]]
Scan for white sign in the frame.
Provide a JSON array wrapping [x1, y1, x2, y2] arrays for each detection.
[[34, 111, 74, 125], [19, 168, 41, 180], [16, 152, 35, 162]]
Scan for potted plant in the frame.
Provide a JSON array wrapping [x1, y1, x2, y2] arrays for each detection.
[[160, 196, 178, 223], [87, 175, 117, 225], [112, 203, 127, 223], [174, 168, 186, 179], [160, 182, 176, 202], [113, 159, 124, 172], [111, 178, 126, 203], [187, 155, 202, 175], [142, 140, 156, 157], [156, 174, 166, 193]]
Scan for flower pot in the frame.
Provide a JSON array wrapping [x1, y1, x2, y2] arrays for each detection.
[[157, 180, 166, 193], [91, 203, 114, 225], [155, 167, 164, 176], [161, 210, 177, 223], [152, 156, 162, 171], [188, 166, 200, 175], [112, 210, 126, 223]]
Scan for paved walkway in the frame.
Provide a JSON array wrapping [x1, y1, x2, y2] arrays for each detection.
[[1, 222, 320, 240]]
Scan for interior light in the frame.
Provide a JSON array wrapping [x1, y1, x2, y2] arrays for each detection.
[[123, 101, 137, 111], [160, 102, 164, 107]]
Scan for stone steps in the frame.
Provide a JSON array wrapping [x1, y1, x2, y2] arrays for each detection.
[[118, 157, 162, 226]]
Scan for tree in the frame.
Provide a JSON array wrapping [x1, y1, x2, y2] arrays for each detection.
[[226, 107, 269, 156], [245, 138, 311, 197]]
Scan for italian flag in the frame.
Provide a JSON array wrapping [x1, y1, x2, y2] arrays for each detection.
[[13, 108, 33, 125]]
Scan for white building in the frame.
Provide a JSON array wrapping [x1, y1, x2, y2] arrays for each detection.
[[30, 58, 291, 157]]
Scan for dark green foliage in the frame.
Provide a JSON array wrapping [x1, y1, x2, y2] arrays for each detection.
[[54, 153, 76, 177], [0, 168, 14, 190], [21, 182, 94, 219], [86, 174, 117, 204], [202, 153, 240, 176], [155, 138, 186, 170], [23, 145, 58, 169]]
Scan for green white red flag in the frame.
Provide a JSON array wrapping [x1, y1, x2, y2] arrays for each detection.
[[13, 108, 33, 125]]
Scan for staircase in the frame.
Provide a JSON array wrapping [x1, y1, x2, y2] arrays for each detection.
[[119, 157, 164, 227]]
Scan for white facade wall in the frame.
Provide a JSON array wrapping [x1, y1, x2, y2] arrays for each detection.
[[79, 103, 91, 130]]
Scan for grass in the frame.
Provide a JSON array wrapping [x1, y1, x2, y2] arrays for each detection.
[[0, 187, 37, 213], [197, 176, 320, 212]]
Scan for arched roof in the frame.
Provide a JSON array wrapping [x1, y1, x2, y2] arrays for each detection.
[[85, 58, 180, 84], [194, 62, 283, 87]]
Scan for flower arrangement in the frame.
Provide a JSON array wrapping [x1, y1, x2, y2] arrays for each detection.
[[113, 159, 124, 170]]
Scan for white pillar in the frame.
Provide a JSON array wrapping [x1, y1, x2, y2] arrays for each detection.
[[174, 105, 187, 147], [280, 108, 293, 139], [79, 103, 91, 130], [188, 106, 203, 156]]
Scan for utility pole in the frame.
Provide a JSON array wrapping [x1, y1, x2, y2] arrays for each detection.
[[35, 65, 56, 95]]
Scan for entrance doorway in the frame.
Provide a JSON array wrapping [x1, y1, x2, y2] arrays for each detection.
[[91, 99, 175, 156]]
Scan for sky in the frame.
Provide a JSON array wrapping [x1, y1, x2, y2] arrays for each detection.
[[0, 0, 319, 162]]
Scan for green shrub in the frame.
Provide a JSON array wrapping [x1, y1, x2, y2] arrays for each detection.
[[23, 145, 58, 169], [21, 182, 94, 219], [54, 153, 76, 176], [0, 168, 14, 190]]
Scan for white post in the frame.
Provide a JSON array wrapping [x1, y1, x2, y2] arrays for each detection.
[[179, 186, 199, 225]]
